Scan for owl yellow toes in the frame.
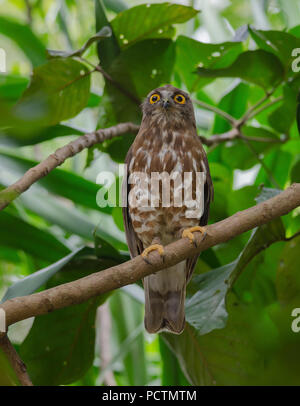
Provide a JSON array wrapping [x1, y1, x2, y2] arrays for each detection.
[[141, 244, 165, 265], [182, 226, 206, 247]]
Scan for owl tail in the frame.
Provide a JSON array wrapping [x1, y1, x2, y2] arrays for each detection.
[[144, 262, 186, 334]]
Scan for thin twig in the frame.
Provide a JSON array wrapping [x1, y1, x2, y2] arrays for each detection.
[[245, 96, 284, 121], [193, 98, 237, 125], [24, 0, 32, 26], [200, 128, 240, 146], [0, 334, 33, 386]]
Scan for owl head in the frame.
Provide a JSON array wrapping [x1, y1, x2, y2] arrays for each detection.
[[142, 84, 195, 125]]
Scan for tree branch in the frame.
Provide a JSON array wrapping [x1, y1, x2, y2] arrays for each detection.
[[0, 183, 299, 328], [0, 123, 257, 212], [0, 334, 33, 386], [192, 98, 237, 126], [0, 122, 140, 211]]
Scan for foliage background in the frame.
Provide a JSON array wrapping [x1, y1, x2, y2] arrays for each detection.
[[0, 0, 300, 386]]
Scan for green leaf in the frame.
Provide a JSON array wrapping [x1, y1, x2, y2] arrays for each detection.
[[0, 247, 89, 303], [0, 75, 29, 104], [159, 337, 190, 386], [268, 82, 298, 134], [111, 3, 199, 49], [15, 188, 126, 249], [221, 125, 281, 170], [0, 147, 112, 214], [0, 166, 126, 250], [163, 296, 263, 385], [0, 211, 70, 263], [249, 26, 300, 73], [186, 218, 285, 335], [109, 291, 148, 385], [212, 82, 249, 134], [17, 58, 91, 127], [290, 159, 300, 183], [197, 50, 284, 90], [103, 0, 128, 13], [7, 123, 85, 145], [95, 0, 120, 70], [255, 149, 293, 188], [111, 39, 176, 99], [176, 35, 243, 92], [19, 257, 115, 385], [0, 16, 46, 67]]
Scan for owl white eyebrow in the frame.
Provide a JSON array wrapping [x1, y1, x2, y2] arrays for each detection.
[[160, 90, 173, 99]]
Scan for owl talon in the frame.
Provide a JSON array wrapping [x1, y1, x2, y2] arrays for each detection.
[[182, 226, 206, 247], [141, 244, 165, 265]]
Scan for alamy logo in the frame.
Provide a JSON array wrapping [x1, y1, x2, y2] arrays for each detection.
[[292, 48, 300, 73], [95, 166, 205, 219], [0, 308, 6, 332], [0, 48, 6, 73], [291, 308, 300, 333]]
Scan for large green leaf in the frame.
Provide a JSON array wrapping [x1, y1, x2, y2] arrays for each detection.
[[0, 247, 89, 303], [16, 58, 91, 129], [111, 3, 199, 49], [176, 35, 243, 92], [0, 211, 70, 263], [268, 81, 299, 134], [103, 0, 127, 13], [6, 123, 84, 146], [197, 50, 284, 90], [0, 168, 125, 250], [111, 39, 176, 99], [19, 257, 115, 385], [0, 148, 112, 214], [255, 149, 293, 188], [163, 228, 296, 385], [221, 125, 281, 170], [249, 27, 300, 73], [186, 217, 285, 335], [0, 75, 29, 104], [0, 16, 46, 67]]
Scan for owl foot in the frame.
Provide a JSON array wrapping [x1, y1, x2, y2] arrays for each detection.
[[182, 226, 206, 248], [141, 244, 165, 265]]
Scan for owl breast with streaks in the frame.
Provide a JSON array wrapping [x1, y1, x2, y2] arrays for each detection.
[[127, 118, 207, 247]]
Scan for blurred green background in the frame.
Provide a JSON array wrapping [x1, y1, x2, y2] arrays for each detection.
[[0, 0, 300, 386]]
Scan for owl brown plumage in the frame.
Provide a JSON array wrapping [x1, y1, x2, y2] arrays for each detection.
[[122, 84, 213, 334]]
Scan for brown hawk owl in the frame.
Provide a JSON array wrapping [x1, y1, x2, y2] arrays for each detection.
[[122, 84, 213, 334]]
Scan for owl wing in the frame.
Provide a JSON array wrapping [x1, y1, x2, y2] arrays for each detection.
[[186, 145, 214, 283], [122, 146, 144, 258]]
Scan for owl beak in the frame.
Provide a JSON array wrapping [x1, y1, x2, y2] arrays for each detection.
[[162, 99, 170, 109]]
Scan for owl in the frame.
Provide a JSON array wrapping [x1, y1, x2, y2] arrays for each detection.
[[122, 84, 213, 334]]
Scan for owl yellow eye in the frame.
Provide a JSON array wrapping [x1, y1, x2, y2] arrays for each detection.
[[150, 93, 160, 104], [174, 94, 186, 104]]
